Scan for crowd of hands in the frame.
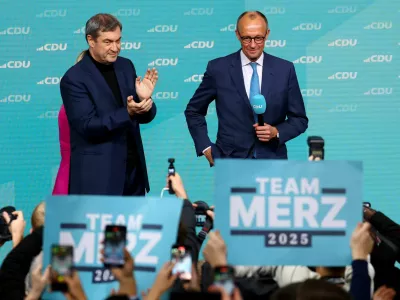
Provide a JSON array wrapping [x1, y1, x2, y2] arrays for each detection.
[[0, 154, 396, 299]]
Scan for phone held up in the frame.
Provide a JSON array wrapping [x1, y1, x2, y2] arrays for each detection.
[[50, 244, 74, 292], [213, 266, 235, 295], [103, 225, 127, 268], [171, 244, 192, 281]]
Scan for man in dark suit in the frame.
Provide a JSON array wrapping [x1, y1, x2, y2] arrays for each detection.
[[61, 13, 157, 196], [185, 11, 308, 165]]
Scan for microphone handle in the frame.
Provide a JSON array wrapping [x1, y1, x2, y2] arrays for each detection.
[[257, 114, 264, 126]]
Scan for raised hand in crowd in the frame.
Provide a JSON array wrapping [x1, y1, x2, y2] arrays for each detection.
[[25, 264, 50, 300], [203, 230, 228, 268], [351, 222, 375, 260], [373, 285, 396, 300], [63, 270, 87, 300], [166, 172, 188, 199], [2, 210, 26, 248], [102, 248, 137, 298], [144, 261, 178, 300]]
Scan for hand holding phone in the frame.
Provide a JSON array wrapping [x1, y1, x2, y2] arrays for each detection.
[[171, 244, 192, 281], [104, 225, 127, 268], [213, 266, 235, 295], [50, 245, 73, 292]]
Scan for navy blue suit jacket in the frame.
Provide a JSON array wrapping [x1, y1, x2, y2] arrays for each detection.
[[185, 50, 308, 159], [60, 54, 156, 195]]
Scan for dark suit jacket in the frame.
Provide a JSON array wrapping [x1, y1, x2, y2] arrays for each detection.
[[185, 50, 308, 159], [60, 54, 156, 195]]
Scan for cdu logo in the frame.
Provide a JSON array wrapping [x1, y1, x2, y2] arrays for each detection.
[[113, 9, 140, 17], [329, 104, 358, 113], [364, 22, 392, 30], [328, 72, 357, 80], [184, 75, 203, 83], [37, 77, 62, 85], [153, 92, 179, 100], [301, 89, 323, 97], [36, 43, 67, 52], [0, 27, 30, 35], [147, 25, 178, 33], [263, 7, 286, 14], [0, 61, 31, 69], [184, 8, 214, 16], [184, 41, 214, 49], [293, 56, 322, 64], [328, 39, 357, 47], [148, 58, 178, 67], [364, 88, 393, 95], [363, 55, 392, 63], [38, 110, 59, 119], [292, 23, 322, 31], [36, 9, 67, 18], [220, 24, 236, 32], [74, 26, 85, 34], [328, 6, 357, 14], [121, 42, 141, 50], [0, 94, 31, 103], [265, 40, 286, 48]]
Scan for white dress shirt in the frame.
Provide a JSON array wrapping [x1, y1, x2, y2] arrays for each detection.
[[203, 51, 264, 154]]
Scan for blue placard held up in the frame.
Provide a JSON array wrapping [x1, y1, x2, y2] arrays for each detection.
[[42, 196, 182, 300], [214, 160, 363, 266]]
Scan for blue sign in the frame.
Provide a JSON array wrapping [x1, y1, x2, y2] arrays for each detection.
[[43, 196, 182, 300], [214, 160, 363, 266]]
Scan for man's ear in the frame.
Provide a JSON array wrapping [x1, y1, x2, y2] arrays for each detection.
[[30, 228, 33, 234]]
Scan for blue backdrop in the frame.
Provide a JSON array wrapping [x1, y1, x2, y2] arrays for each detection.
[[0, 0, 399, 256]]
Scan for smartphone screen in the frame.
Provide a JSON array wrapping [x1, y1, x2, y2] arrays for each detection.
[[104, 225, 127, 267], [168, 166, 175, 176], [214, 266, 235, 295], [51, 245, 73, 292], [171, 245, 192, 281]]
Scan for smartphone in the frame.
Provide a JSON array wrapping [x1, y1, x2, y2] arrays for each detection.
[[213, 266, 235, 295], [104, 225, 127, 268], [171, 244, 192, 281], [307, 136, 325, 160], [50, 245, 73, 292]]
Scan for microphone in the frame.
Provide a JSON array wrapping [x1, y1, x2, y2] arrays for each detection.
[[250, 94, 266, 126]]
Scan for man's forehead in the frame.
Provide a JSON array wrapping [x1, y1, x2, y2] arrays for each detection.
[[98, 29, 121, 39]]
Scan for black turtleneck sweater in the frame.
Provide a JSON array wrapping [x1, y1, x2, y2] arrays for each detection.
[[88, 52, 137, 165]]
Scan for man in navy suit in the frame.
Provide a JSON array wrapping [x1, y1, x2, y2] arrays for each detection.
[[185, 11, 308, 165], [61, 14, 157, 196]]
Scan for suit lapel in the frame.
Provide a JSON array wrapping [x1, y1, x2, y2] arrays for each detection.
[[230, 51, 253, 111], [81, 55, 126, 108], [261, 52, 274, 103], [114, 60, 127, 107]]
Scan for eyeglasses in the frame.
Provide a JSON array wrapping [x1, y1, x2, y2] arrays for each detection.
[[238, 32, 267, 45]]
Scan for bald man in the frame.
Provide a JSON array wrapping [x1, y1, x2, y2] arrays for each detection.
[[185, 11, 308, 164]]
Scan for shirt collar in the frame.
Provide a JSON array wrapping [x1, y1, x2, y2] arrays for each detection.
[[240, 50, 264, 67]]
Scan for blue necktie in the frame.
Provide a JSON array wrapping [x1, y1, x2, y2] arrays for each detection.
[[249, 62, 260, 100], [249, 62, 260, 158]]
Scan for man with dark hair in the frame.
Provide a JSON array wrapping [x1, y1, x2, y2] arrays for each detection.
[[61, 13, 158, 196], [185, 11, 308, 163]]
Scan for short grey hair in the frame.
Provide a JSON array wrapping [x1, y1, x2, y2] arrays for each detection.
[[85, 13, 122, 42]]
